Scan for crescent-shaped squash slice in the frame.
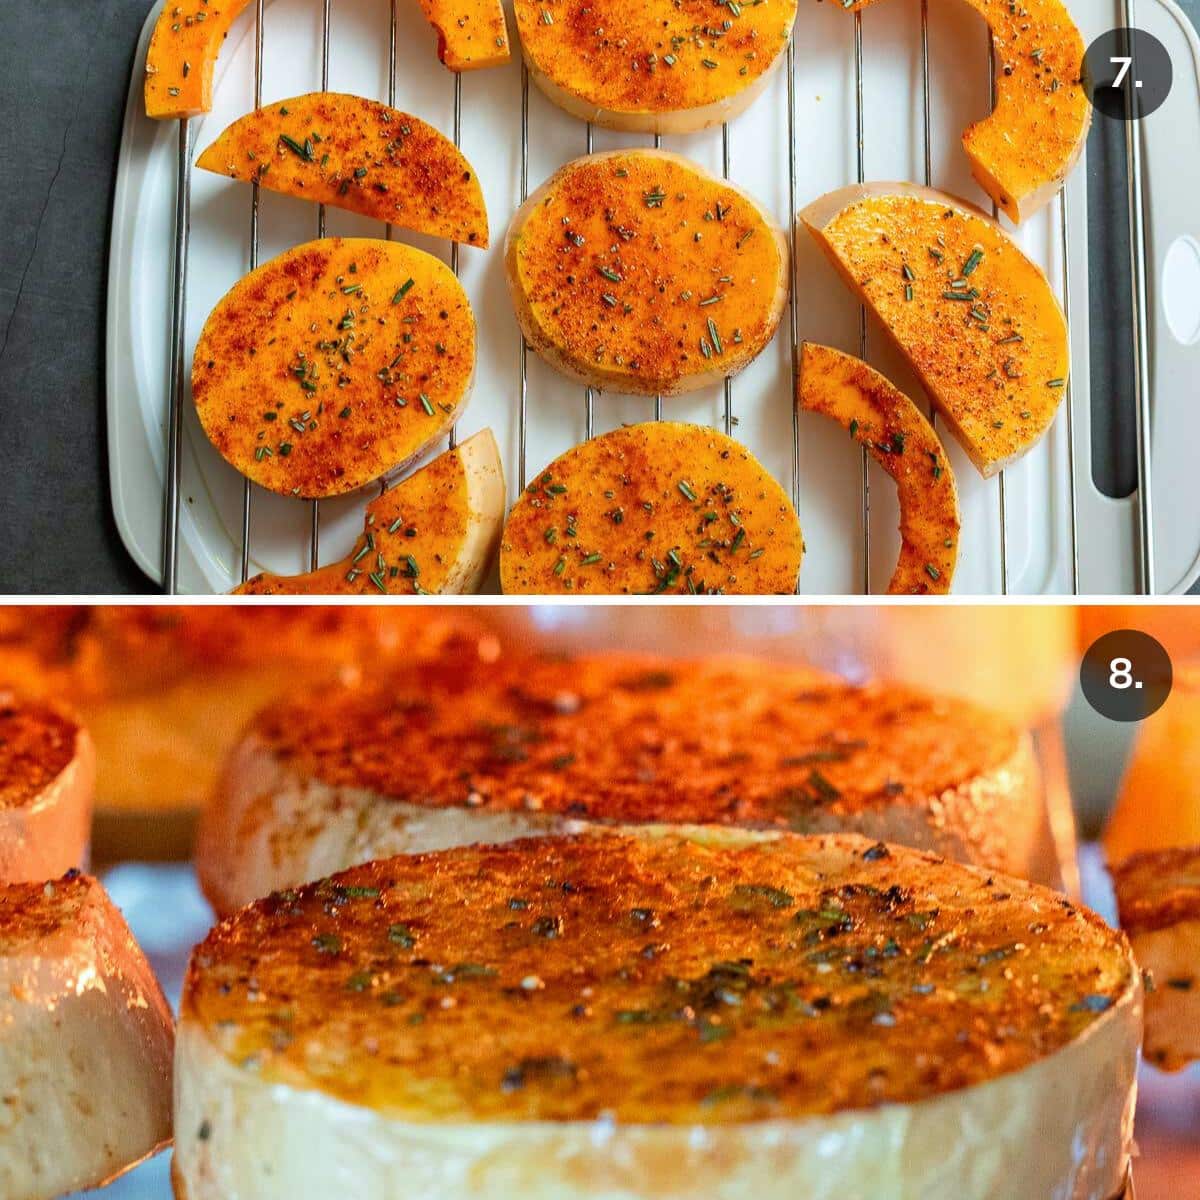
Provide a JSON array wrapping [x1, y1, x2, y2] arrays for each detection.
[[192, 236, 475, 499], [800, 183, 1069, 478], [500, 423, 802, 594], [234, 429, 504, 594], [418, 0, 511, 70], [145, 0, 509, 121], [506, 150, 788, 396], [514, 0, 796, 133], [842, 0, 1089, 223], [798, 343, 959, 595], [196, 94, 489, 248]]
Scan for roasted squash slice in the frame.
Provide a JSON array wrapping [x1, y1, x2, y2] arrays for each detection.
[[145, 0, 509, 121], [500, 423, 802, 594], [843, 0, 1089, 222], [515, 0, 796, 133], [506, 150, 788, 396], [798, 343, 959, 594], [800, 183, 1069, 478], [235, 429, 504, 594], [196, 94, 489, 248], [175, 831, 1140, 1200], [192, 237, 475, 499]]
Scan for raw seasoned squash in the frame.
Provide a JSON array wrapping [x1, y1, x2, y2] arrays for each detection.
[[506, 150, 788, 396], [798, 343, 959, 594], [145, 0, 509, 121], [145, 0, 254, 121], [800, 183, 1069, 478], [192, 237, 475, 499], [515, 0, 796, 133], [235, 429, 504, 594], [1112, 845, 1200, 1072], [416, 0, 510, 70], [175, 830, 1140, 1200], [842, 0, 1089, 222], [500, 423, 801, 594], [196, 94, 489, 248]]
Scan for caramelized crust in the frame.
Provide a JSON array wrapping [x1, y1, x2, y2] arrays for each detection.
[[515, 0, 795, 131], [232, 653, 1038, 863], [500, 424, 802, 594], [1112, 846, 1200, 935], [0, 692, 80, 811], [184, 831, 1136, 1123], [506, 151, 787, 395], [193, 238, 475, 499], [197, 95, 489, 248]]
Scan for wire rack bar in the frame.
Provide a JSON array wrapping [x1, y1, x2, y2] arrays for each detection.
[[1122, 4, 1155, 594], [722, 121, 733, 437], [238, 0, 266, 583], [786, 41, 801, 549], [1059, 190, 1080, 593], [162, 118, 192, 595], [988, 46, 1010, 595], [853, 10, 871, 593], [585, 122, 595, 440], [518, 64, 530, 492], [449, 70, 463, 449]]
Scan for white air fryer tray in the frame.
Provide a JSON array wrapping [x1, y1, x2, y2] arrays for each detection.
[[108, 0, 1200, 594]]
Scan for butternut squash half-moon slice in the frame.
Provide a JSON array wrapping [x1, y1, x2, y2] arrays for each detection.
[[800, 183, 1069, 478], [500, 422, 802, 594], [843, 0, 1089, 222], [515, 0, 796, 134], [798, 343, 959, 595], [192, 237, 475, 499], [196, 94, 489, 248], [145, 0, 510, 121], [506, 150, 788, 396], [234, 429, 504, 594]]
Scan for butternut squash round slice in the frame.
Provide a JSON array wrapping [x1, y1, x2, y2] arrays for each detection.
[[515, 0, 796, 133], [800, 183, 1069, 479], [145, 0, 510, 121], [235, 429, 504, 594], [192, 237, 475, 499], [798, 343, 959, 594], [506, 150, 788, 396], [845, 0, 1089, 223], [196, 94, 489, 248], [500, 423, 802, 594]]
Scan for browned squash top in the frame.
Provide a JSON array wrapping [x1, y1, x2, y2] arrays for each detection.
[[249, 653, 1023, 828], [0, 692, 80, 810], [0, 870, 91, 952], [1112, 846, 1200, 935], [184, 831, 1135, 1122], [192, 238, 475, 499], [507, 151, 787, 394], [515, 0, 796, 120]]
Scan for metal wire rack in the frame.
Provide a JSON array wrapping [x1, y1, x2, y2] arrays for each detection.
[[155, 0, 1160, 595]]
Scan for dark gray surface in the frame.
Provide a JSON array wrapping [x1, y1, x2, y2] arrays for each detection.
[[0, 0, 1196, 595]]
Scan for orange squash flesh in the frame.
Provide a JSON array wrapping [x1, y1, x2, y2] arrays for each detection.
[[506, 150, 788, 396], [801, 184, 1069, 478], [844, 0, 1089, 223], [798, 343, 958, 594], [500, 422, 803, 594], [234, 429, 504, 595], [145, 0, 509, 122], [515, 0, 796, 133], [196, 94, 489, 248], [145, 0, 254, 121], [416, 0, 511, 70], [192, 237, 475, 500]]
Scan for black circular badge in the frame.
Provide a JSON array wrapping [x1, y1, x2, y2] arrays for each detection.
[[1080, 630, 1173, 722], [1083, 28, 1173, 120]]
